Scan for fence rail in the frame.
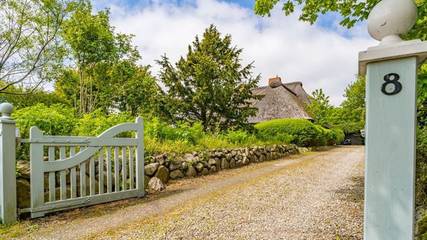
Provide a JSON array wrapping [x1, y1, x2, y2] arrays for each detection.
[[0, 103, 145, 223]]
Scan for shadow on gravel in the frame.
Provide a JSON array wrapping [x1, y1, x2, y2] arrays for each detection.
[[23, 188, 190, 224], [334, 176, 364, 203]]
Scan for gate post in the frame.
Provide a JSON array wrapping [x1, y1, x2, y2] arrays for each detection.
[[0, 103, 17, 224], [359, 0, 427, 239]]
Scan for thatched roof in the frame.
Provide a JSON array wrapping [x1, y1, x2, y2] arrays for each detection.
[[248, 77, 312, 124]]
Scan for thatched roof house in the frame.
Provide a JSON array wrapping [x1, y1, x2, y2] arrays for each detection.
[[248, 76, 312, 124]]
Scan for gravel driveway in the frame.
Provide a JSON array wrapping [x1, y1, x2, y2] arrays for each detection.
[[7, 146, 364, 240]]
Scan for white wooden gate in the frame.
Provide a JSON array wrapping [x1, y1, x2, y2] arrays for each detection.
[[24, 117, 144, 218]]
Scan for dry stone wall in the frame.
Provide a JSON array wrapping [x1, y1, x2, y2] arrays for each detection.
[[145, 144, 298, 188]]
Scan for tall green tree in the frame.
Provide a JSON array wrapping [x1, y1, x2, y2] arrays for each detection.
[[332, 77, 366, 133], [61, 1, 140, 114], [306, 89, 333, 128], [0, 0, 76, 94], [59, 1, 161, 116], [157, 25, 261, 131]]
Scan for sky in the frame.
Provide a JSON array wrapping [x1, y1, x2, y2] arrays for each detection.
[[93, 0, 377, 105]]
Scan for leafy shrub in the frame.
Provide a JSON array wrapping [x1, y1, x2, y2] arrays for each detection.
[[224, 130, 253, 144], [13, 103, 76, 138], [331, 128, 345, 144], [255, 119, 324, 147], [145, 137, 197, 156], [145, 118, 204, 144], [256, 130, 294, 144], [198, 135, 232, 149], [73, 109, 133, 136]]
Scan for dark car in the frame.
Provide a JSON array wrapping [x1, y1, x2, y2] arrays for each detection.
[[343, 139, 352, 145]]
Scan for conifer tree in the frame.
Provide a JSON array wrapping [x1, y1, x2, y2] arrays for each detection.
[[157, 25, 261, 131]]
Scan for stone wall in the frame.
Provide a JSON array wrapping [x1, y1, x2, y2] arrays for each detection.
[[145, 144, 298, 191]]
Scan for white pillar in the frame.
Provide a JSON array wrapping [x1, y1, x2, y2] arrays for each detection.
[[0, 103, 17, 224], [360, 1, 427, 239]]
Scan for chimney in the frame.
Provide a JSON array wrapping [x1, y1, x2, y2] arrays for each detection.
[[268, 76, 282, 88]]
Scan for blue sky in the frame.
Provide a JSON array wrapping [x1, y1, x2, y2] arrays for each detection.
[[95, 0, 375, 105]]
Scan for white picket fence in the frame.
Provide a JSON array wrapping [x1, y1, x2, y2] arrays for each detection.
[[0, 103, 145, 223]]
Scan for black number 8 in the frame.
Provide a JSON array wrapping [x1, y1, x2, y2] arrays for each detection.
[[381, 73, 402, 96]]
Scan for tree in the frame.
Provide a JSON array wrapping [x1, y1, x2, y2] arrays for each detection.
[[0, 0, 76, 94], [331, 77, 366, 133], [157, 25, 261, 131], [254, 0, 426, 40], [0, 82, 68, 109], [59, 1, 163, 116], [306, 89, 333, 128], [108, 61, 163, 117], [61, 1, 141, 114]]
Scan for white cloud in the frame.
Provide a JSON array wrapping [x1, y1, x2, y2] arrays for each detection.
[[102, 0, 376, 105]]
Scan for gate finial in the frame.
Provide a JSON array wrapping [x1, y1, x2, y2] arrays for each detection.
[[0, 103, 13, 119], [367, 0, 417, 45]]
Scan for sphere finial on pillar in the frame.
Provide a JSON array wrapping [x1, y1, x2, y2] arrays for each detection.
[[0, 103, 13, 119], [367, 0, 417, 45]]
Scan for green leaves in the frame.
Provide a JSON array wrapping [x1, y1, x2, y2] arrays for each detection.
[[0, 0, 76, 93], [59, 1, 158, 115], [158, 25, 261, 131], [306, 89, 333, 128]]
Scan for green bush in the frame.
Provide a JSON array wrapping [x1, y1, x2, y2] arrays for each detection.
[[332, 128, 345, 145], [224, 130, 254, 144], [13, 103, 77, 138], [73, 110, 133, 136], [145, 118, 205, 144], [323, 128, 345, 145], [255, 119, 324, 147]]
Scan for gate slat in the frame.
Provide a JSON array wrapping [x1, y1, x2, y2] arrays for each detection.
[[99, 149, 104, 194], [70, 147, 77, 198], [129, 147, 134, 189], [80, 149, 87, 197], [48, 147, 56, 202], [114, 147, 120, 192], [106, 147, 112, 193], [59, 147, 67, 200], [122, 147, 127, 191], [89, 157, 95, 195]]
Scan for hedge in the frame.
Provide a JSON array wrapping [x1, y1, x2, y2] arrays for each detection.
[[255, 118, 344, 147]]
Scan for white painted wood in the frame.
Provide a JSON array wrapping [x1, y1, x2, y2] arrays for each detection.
[[30, 127, 45, 219], [359, 40, 427, 76], [80, 161, 87, 197], [89, 157, 95, 196], [48, 147, 56, 202], [114, 147, 120, 192], [135, 117, 145, 197], [129, 147, 134, 189], [122, 147, 127, 191], [99, 149, 104, 194], [106, 147, 112, 193], [364, 57, 417, 240], [70, 147, 77, 198], [26, 117, 145, 218], [0, 107, 17, 224], [59, 147, 67, 200]]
